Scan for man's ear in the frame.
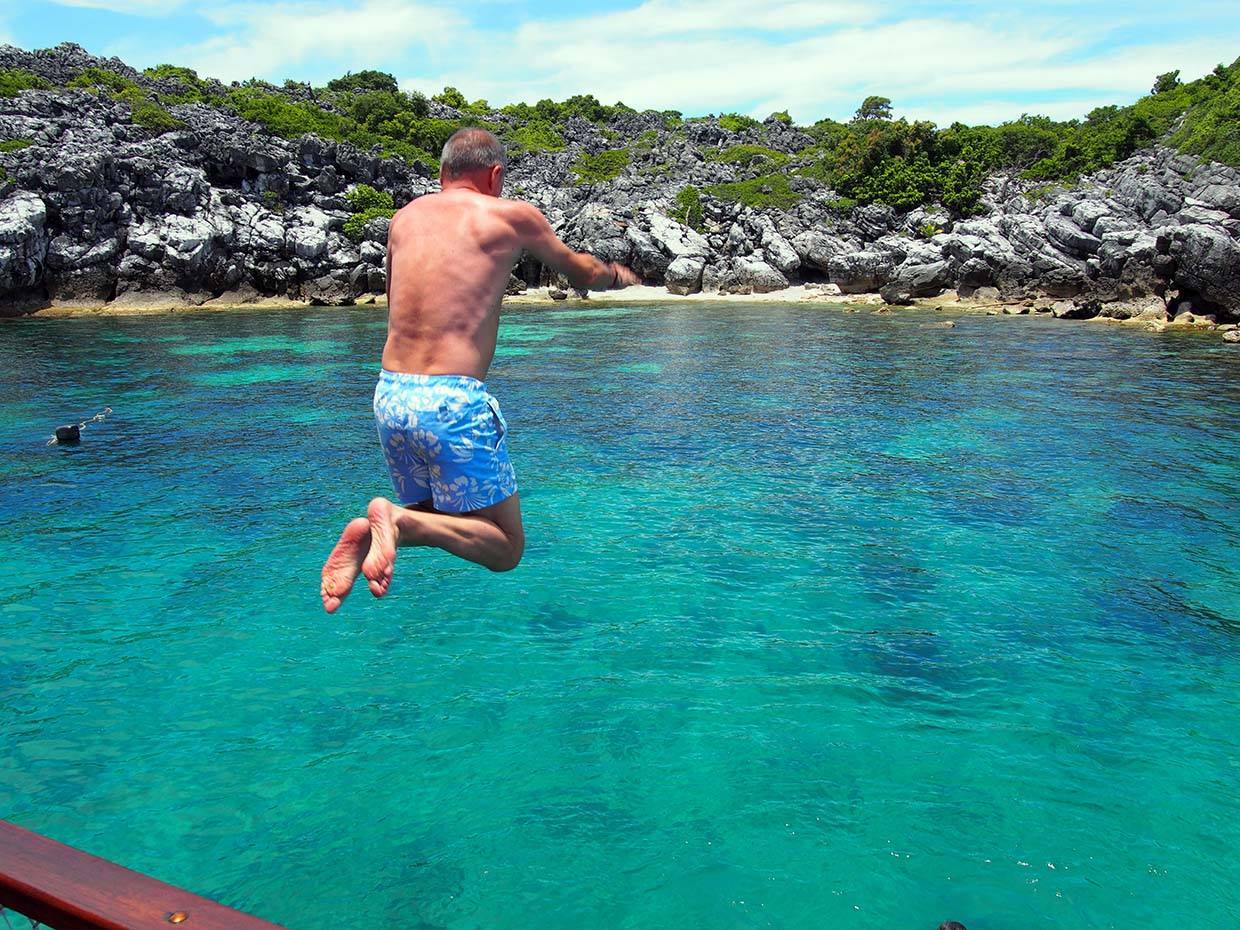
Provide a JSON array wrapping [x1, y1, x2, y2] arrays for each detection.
[[491, 164, 505, 196]]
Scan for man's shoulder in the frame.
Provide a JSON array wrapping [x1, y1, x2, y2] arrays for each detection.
[[498, 197, 550, 231]]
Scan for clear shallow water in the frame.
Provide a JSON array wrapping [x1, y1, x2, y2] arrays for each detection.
[[1, 303, 1238, 930]]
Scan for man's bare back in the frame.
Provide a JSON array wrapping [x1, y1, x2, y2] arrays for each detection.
[[383, 180, 638, 381], [320, 127, 638, 613]]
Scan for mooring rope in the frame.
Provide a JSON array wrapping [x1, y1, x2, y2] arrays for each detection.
[[47, 407, 112, 446]]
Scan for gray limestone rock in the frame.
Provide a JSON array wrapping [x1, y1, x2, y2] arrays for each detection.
[[665, 255, 706, 295], [828, 250, 895, 294], [1167, 223, 1240, 317]]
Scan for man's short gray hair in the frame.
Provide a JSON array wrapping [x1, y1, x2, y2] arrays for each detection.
[[440, 128, 507, 177]]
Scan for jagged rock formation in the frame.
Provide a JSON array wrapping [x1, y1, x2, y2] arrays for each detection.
[[2, 43, 1239, 330]]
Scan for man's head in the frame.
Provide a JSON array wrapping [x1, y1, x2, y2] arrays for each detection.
[[440, 128, 507, 196]]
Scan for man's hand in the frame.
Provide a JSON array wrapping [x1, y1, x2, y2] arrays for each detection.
[[608, 263, 641, 289]]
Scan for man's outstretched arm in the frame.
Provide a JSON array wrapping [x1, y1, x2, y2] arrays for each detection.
[[515, 202, 640, 291]]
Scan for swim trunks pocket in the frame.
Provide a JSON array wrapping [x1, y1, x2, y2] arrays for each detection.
[[485, 395, 508, 447]]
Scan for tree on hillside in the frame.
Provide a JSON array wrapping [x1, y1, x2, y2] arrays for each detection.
[[327, 70, 398, 95], [1152, 70, 1182, 95], [434, 86, 469, 109], [855, 96, 893, 121]]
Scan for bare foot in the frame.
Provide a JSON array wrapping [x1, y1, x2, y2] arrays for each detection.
[[363, 497, 400, 598], [321, 517, 371, 613]]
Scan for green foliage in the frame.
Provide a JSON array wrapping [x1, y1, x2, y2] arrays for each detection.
[[632, 129, 659, 149], [343, 207, 394, 243], [1152, 71, 1181, 95], [501, 94, 632, 126], [661, 110, 683, 129], [346, 184, 395, 213], [0, 69, 47, 97], [115, 87, 181, 131], [571, 148, 630, 184], [343, 184, 396, 242], [825, 197, 858, 212], [508, 120, 565, 153], [719, 113, 761, 133], [0, 138, 32, 153], [226, 85, 345, 137], [260, 189, 283, 211], [918, 222, 943, 238], [328, 70, 399, 95], [223, 85, 441, 169], [705, 174, 800, 210], [768, 110, 792, 125], [854, 96, 893, 121], [706, 144, 789, 168], [1171, 58, 1240, 167], [673, 186, 704, 231], [433, 86, 468, 109], [68, 67, 137, 93], [1023, 183, 1064, 203], [143, 64, 212, 104], [68, 67, 180, 132]]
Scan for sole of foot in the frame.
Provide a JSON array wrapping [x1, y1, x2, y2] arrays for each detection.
[[363, 497, 399, 598], [321, 517, 371, 614]]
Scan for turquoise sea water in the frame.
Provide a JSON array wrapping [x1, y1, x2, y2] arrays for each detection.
[[1, 303, 1237, 930]]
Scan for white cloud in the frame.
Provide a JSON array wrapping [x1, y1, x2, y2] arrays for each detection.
[[50, 0, 181, 12], [404, 9, 1239, 125], [517, 0, 877, 42], [174, 0, 464, 83]]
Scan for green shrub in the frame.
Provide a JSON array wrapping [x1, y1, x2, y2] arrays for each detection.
[[433, 86, 469, 109], [706, 144, 789, 168], [854, 96, 893, 121], [705, 174, 800, 210], [571, 148, 630, 184], [0, 138, 33, 153], [343, 206, 394, 242], [65, 67, 181, 132], [328, 70, 399, 95], [225, 85, 346, 138], [768, 110, 792, 125], [1171, 60, 1240, 167], [346, 184, 395, 213], [825, 197, 858, 212], [0, 69, 49, 97], [115, 87, 181, 131], [918, 222, 942, 238], [68, 67, 138, 93], [673, 186, 704, 231], [719, 113, 761, 133], [508, 120, 565, 153], [143, 64, 212, 104], [343, 185, 396, 242]]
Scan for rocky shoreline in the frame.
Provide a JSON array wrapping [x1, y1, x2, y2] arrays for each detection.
[[2, 44, 1239, 342]]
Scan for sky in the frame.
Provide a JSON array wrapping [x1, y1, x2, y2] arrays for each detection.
[[2, 0, 1237, 125]]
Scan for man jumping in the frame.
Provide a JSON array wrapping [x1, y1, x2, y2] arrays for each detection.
[[320, 128, 640, 612]]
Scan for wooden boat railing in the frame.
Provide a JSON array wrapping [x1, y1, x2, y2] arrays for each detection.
[[0, 821, 286, 930]]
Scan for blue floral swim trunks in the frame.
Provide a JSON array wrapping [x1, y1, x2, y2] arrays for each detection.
[[373, 370, 518, 513]]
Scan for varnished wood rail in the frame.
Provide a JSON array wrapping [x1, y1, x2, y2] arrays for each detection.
[[0, 821, 287, 930]]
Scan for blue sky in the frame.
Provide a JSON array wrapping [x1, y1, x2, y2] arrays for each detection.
[[2, 0, 1237, 125]]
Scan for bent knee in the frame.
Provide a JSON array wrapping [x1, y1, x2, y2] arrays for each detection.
[[490, 538, 524, 573]]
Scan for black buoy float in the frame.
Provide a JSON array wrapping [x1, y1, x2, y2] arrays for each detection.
[[48, 407, 111, 446], [55, 424, 82, 444]]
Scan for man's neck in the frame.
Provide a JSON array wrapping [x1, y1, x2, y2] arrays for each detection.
[[441, 179, 491, 196]]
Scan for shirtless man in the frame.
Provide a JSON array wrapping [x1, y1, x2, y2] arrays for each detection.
[[320, 128, 640, 612]]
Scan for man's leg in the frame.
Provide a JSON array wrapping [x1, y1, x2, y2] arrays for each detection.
[[362, 494, 525, 596]]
